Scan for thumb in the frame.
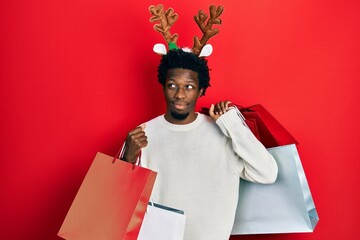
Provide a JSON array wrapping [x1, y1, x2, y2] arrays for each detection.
[[140, 123, 146, 130], [209, 104, 215, 118]]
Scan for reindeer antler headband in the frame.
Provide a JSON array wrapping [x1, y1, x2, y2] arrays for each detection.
[[149, 4, 224, 57]]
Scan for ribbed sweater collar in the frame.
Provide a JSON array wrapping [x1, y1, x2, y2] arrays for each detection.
[[159, 113, 205, 131]]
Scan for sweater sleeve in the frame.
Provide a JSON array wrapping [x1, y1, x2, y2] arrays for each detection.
[[216, 107, 278, 184]]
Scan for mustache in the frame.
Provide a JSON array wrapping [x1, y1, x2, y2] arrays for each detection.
[[172, 100, 189, 105]]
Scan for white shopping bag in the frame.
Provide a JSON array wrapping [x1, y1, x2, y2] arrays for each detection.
[[231, 144, 319, 234], [138, 202, 186, 240]]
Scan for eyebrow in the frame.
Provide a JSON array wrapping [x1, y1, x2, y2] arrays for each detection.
[[166, 77, 197, 83]]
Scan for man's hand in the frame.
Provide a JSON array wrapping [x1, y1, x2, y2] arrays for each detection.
[[123, 124, 148, 163], [209, 100, 232, 121]]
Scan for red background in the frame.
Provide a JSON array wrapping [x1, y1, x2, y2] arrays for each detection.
[[1, 0, 359, 239]]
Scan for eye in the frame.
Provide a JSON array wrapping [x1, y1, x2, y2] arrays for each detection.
[[167, 83, 176, 89], [185, 85, 195, 90]]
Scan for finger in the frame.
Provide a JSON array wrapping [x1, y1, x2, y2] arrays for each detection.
[[131, 131, 146, 139], [135, 136, 148, 146], [129, 132, 146, 146], [209, 104, 216, 118], [214, 103, 220, 114], [136, 135, 147, 142], [128, 125, 144, 136], [218, 100, 232, 113], [139, 140, 148, 148], [220, 101, 227, 113], [225, 100, 232, 110], [128, 124, 147, 140], [209, 104, 221, 121], [133, 140, 148, 150], [216, 103, 225, 115]]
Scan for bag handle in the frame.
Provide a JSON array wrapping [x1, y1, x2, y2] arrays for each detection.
[[112, 141, 142, 168]]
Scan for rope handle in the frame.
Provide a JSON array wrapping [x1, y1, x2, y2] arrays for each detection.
[[112, 141, 142, 168]]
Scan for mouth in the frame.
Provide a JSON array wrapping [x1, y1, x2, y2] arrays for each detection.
[[172, 101, 188, 111]]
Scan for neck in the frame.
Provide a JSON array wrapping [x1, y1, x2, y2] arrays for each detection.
[[164, 111, 198, 125]]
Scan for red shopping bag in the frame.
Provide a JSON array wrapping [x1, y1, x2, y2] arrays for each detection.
[[201, 104, 297, 148], [58, 152, 157, 240], [238, 104, 298, 148], [200, 107, 260, 141]]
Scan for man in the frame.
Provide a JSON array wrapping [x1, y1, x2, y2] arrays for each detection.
[[123, 49, 278, 240]]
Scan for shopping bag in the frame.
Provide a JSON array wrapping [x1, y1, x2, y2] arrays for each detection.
[[237, 104, 298, 148], [138, 202, 186, 240], [201, 104, 298, 148], [58, 152, 157, 240], [231, 144, 319, 234], [200, 106, 261, 141]]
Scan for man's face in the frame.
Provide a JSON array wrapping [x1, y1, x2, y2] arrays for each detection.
[[163, 68, 204, 124]]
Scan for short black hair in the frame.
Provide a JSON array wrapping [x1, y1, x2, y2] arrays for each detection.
[[157, 49, 210, 96]]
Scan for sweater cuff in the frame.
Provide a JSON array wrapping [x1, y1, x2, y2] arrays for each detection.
[[216, 107, 248, 136]]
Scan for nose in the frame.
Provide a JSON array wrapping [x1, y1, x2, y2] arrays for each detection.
[[175, 87, 185, 99]]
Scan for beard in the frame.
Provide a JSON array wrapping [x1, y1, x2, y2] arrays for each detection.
[[170, 111, 189, 120]]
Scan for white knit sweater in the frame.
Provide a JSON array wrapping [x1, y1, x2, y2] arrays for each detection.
[[141, 108, 278, 240]]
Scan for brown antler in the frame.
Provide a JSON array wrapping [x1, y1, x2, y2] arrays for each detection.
[[149, 4, 179, 45], [192, 5, 224, 55]]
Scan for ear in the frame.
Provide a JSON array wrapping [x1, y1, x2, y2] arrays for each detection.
[[198, 88, 204, 97]]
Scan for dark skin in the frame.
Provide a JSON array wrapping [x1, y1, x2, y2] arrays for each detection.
[[123, 68, 231, 163]]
